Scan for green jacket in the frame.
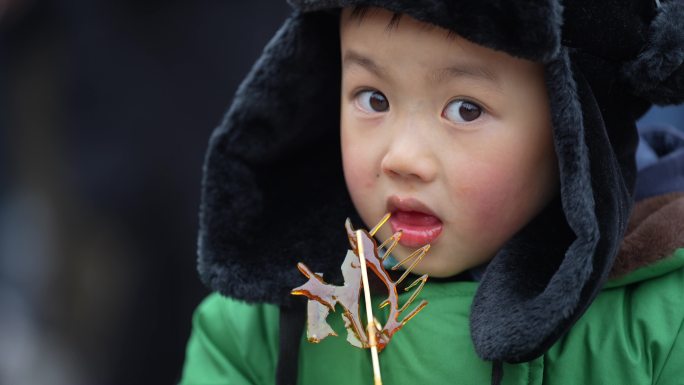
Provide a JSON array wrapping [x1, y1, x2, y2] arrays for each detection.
[[180, 248, 684, 385]]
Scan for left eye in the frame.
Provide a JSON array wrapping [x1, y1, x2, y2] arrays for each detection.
[[442, 100, 483, 123], [355, 90, 390, 113]]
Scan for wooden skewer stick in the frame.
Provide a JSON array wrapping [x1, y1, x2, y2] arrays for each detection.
[[356, 230, 383, 385]]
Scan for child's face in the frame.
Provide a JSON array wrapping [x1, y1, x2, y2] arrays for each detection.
[[340, 8, 559, 278]]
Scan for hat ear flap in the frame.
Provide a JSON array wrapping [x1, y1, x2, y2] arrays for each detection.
[[198, 10, 353, 304], [621, 0, 684, 105]]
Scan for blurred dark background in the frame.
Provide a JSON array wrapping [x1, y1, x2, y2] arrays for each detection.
[[1, 1, 290, 384], [0, 1, 682, 384]]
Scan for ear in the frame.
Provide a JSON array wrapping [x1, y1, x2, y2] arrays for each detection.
[[621, 1, 684, 105]]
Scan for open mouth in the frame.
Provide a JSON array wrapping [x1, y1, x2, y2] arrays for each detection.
[[387, 196, 443, 248]]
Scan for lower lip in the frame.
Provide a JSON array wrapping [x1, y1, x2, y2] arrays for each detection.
[[389, 211, 443, 248]]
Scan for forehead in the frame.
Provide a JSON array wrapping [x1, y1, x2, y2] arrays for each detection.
[[339, 7, 544, 87], [340, 7, 454, 50]]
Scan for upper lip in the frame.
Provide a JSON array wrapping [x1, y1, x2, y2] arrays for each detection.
[[386, 195, 438, 218]]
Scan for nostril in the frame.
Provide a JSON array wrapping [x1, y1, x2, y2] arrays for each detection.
[[383, 166, 410, 179], [381, 162, 401, 178]]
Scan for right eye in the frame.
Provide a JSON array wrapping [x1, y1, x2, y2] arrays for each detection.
[[354, 90, 390, 113]]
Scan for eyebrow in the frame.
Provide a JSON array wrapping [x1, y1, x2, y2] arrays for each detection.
[[343, 50, 388, 80], [342, 50, 502, 89], [430, 65, 501, 89]]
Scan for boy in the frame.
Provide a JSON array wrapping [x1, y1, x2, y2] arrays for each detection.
[[182, 1, 684, 384]]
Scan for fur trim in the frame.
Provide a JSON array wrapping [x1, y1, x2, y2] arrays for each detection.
[[288, 0, 563, 62], [560, 0, 653, 62], [622, 0, 684, 105], [197, 11, 356, 305], [611, 192, 684, 277]]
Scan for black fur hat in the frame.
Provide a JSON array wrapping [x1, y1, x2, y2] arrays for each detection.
[[197, 0, 684, 363]]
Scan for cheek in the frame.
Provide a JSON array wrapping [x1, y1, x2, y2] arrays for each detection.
[[341, 137, 377, 194], [450, 122, 557, 241], [456, 167, 517, 228], [341, 132, 382, 230], [343, 156, 376, 195], [451, 159, 547, 241]]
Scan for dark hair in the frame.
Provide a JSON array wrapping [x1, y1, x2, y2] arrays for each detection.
[[346, 5, 458, 39], [349, 5, 402, 29]]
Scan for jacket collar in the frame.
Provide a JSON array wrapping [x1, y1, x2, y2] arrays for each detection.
[[611, 191, 684, 279]]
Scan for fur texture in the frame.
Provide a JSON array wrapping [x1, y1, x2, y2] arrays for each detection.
[[197, 0, 684, 366], [622, 1, 684, 105], [612, 192, 684, 277], [197, 11, 356, 305], [560, 0, 653, 61]]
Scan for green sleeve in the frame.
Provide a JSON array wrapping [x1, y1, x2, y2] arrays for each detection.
[[655, 318, 684, 385], [650, 249, 684, 385], [179, 293, 281, 385]]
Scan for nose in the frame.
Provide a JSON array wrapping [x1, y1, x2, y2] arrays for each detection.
[[380, 123, 438, 183]]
